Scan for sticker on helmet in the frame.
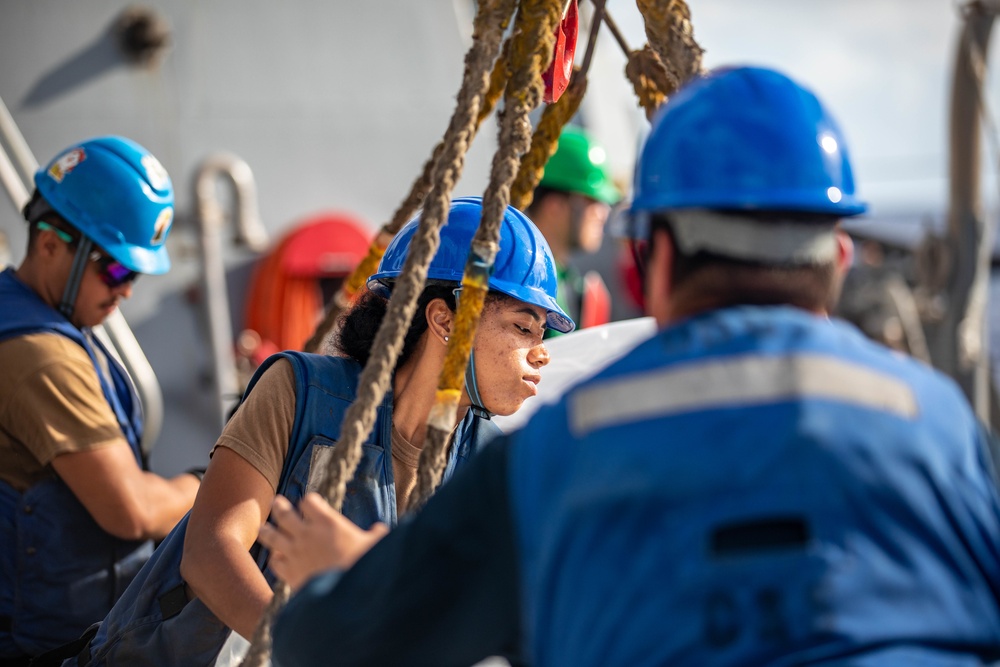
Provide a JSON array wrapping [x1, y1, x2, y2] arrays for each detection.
[[142, 154, 170, 190], [151, 207, 173, 245], [47, 148, 86, 183]]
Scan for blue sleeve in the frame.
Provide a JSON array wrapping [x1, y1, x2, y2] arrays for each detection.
[[272, 439, 523, 667]]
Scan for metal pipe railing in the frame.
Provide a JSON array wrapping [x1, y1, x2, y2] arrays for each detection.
[[194, 152, 269, 429], [0, 95, 37, 185], [0, 142, 30, 212]]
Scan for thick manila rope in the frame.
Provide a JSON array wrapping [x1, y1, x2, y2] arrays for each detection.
[[410, 0, 564, 512], [625, 45, 670, 120], [635, 0, 703, 92], [236, 2, 518, 664], [598, 8, 670, 124], [509, 72, 587, 211], [302, 38, 514, 355], [509, 0, 608, 212]]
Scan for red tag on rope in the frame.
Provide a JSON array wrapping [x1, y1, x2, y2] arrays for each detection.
[[542, 0, 579, 103]]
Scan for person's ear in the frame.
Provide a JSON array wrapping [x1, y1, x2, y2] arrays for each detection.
[[834, 229, 854, 277], [425, 298, 454, 345], [36, 227, 63, 261], [645, 228, 676, 326]]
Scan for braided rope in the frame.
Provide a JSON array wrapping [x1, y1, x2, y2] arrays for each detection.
[[625, 45, 669, 120], [303, 36, 514, 354], [480, 37, 513, 126], [509, 71, 587, 211], [410, 0, 563, 512], [635, 0, 703, 92], [237, 2, 517, 664]]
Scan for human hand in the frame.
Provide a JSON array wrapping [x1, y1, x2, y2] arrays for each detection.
[[257, 492, 389, 592]]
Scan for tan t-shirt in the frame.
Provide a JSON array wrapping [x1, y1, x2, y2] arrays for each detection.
[[391, 424, 422, 515], [0, 333, 124, 491], [212, 359, 297, 491], [213, 359, 425, 515]]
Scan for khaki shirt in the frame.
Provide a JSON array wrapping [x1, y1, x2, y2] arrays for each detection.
[[0, 333, 123, 492], [214, 359, 420, 512]]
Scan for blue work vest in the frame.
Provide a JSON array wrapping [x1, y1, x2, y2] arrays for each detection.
[[81, 350, 500, 666], [0, 267, 151, 658], [510, 306, 1000, 666]]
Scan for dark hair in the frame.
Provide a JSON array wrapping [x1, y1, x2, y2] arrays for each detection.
[[525, 186, 568, 217], [337, 284, 458, 368], [23, 190, 78, 253], [337, 284, 514, 369], [651, 212, 840, 313]]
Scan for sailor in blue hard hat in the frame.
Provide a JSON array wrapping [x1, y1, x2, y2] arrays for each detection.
[[369, 196, 574, 417], [258, 66, 1000, 667], [72, 196, 572, 666], [0, 137, 199, 661], [19, 136, 174, 327]]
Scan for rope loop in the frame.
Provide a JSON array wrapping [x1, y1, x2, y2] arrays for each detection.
[[625, 45, 669, 120], [636, 0, 703, 91]]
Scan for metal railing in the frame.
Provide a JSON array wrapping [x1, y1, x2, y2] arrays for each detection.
[[194, 152, 269, 428]]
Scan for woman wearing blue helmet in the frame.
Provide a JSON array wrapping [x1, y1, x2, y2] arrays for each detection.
[[75, 196, 572, 666]]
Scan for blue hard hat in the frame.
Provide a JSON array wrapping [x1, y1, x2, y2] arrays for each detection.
[[35, 136, 174, 274], [368, 196, 575, 333], [631, 65, 867, 218]]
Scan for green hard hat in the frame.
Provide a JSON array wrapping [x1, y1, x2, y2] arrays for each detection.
[[539, 126, 622, 205]]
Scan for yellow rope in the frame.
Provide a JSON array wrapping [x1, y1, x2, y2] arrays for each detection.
[[509, 71, 588, 211], [411, 0, 564, 510], [479, 37, 512, 126]]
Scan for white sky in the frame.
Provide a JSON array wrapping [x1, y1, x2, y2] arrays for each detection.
[[609, 0, 973, 218]]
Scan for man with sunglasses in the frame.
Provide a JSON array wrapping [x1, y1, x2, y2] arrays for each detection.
[[262, 66, 1000, 667], [0, 137, 200, 663]]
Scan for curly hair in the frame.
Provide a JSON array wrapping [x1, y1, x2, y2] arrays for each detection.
[[337, 285, 513, 369]]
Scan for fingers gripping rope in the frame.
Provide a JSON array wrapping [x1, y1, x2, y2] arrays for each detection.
[[410, 0, 565, 513], [237, 2, 518, 664]]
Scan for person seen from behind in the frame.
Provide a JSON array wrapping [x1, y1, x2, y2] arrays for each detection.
[[262, 66, 1000, 667]]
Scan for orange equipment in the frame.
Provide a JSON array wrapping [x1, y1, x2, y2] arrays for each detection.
[[243, 213, 371, 360]]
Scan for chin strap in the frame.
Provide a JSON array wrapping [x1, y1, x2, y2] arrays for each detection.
[[464, 349, 493, 420], [59, 237, 93, 320]]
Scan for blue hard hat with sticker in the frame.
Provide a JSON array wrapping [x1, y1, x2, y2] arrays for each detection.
[[35, 136, 174, 275]]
